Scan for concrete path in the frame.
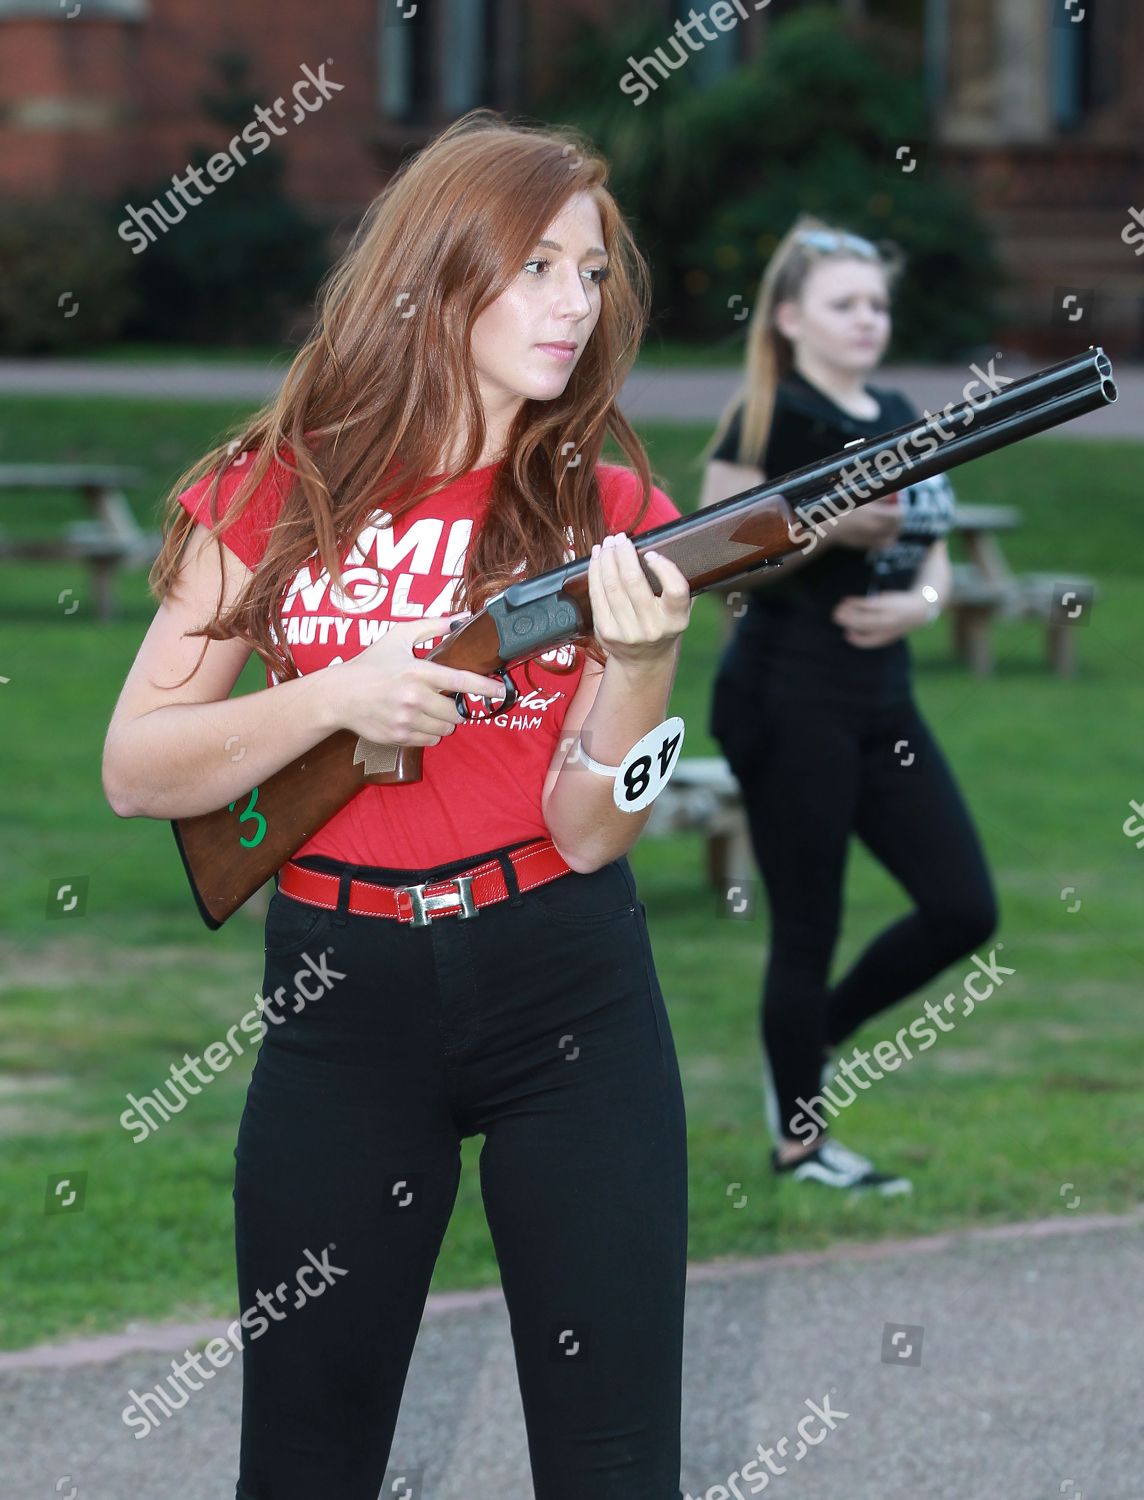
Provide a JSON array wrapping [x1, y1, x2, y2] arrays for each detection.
[[0, 356, 1137, 438], [3, 1208, 1141, 1499]]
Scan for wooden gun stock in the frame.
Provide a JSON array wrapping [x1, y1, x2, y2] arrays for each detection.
[[171, 346, 1117, 928]]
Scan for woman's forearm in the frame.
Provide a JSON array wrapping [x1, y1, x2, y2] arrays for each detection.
[[545, 644, 682, 874], [104, 668, 340, 820], [914, 539, 952, 604]]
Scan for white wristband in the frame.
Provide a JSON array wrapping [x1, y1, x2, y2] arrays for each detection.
[[920, 583, 941, 623], [571, 716, 686, 813], [573, 738, 622, 777]]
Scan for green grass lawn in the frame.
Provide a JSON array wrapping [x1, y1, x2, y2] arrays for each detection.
[[50, 337, 745, 369], [44, 342, 298, 367], [1, 396, 1141, 1350]]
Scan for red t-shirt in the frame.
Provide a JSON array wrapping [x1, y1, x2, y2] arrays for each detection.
[[176, 453, 681, 870]]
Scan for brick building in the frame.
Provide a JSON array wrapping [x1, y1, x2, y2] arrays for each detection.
[[929, 0, 1144, 352], [1, 0, 1141, 347]]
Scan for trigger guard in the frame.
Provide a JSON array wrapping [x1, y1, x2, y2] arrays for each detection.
[[454, 668, 519, 721]]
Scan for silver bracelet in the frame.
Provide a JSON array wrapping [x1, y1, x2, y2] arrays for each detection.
[[920, 584, 941, 624]]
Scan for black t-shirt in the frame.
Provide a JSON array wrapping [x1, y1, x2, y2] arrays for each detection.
[[710, 370, 955, 702]]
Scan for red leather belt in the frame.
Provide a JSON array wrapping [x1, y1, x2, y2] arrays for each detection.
[[277, 838, 574, 927]]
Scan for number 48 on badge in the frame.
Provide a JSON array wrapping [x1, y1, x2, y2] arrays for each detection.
[[614, 716, 685, 813]]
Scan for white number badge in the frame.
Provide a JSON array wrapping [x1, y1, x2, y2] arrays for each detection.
[[613, 715, 685, 813]]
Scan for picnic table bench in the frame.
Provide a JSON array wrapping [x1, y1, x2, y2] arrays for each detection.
[[715, 504, 1094, 678], [643, 757, 754, 889], [0, 464, 160, 620], [949, 503, 1096, 677], [666, 509, 1099, 884]]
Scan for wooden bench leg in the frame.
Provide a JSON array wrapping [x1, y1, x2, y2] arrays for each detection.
[[951, 608, 970, 665], [960, 607, 994, 675], [708, 815, 756, 890], [91, 559, 119, 621], [707, 832, 729, 890], [1048, 620, 1076, 677], [728, 817, 755, 884]]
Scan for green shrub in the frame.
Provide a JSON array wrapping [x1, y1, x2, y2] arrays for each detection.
[[116, 49, 331, 346], [0, 198, 138, 354], [537, 4, 1004, 359]]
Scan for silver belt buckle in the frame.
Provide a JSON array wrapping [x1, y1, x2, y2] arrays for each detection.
[[396, 874, 478, 927]]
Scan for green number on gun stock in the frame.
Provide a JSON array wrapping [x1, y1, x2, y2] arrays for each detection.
[[227, 788, 267, 848]]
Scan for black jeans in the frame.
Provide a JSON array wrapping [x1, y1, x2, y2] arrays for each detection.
[[711, 667, 998, 1143], [233, 841, 687, 1500]]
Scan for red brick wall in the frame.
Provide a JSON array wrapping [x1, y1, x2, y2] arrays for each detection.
[[0, 5, 392, 214]]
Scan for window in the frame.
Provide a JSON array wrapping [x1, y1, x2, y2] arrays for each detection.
[[671, 0, 740, 86], [379, 0, 493, 121], [1050, 11, 1093, 131], [379, 0, 432, 121], [441, 0, 489, 113]]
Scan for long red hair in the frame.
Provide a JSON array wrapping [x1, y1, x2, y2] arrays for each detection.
[[149, 108, 658, 688]]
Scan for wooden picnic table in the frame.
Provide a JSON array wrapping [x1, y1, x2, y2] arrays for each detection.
[[659, 512, 1097, 891], [948, 502, 1095, 677], [715, 501, 1095, 678], [948, 502, 1021, 674], [643, 756, 754, 890], [951, 502, 1021, 580], [0, 464, 160, 620]]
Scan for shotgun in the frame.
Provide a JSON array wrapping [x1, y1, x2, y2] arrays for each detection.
[[172, 345, 1116, 927]]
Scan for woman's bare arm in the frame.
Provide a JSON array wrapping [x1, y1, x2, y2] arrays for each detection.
[[697, 457, 764, 513], [699, 458, 826, 594], [103, 523, 514, 821], [913, 536, 952, 609], [101, 524, 343, 820], [698, 458, 835, 634], [699, 458, 905, 618]]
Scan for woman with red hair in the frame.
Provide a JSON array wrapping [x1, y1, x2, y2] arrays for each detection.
[[104, 111, 693, 1500]]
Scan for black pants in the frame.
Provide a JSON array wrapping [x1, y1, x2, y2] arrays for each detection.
[[711, 669, 998, 1143], [233, 841, 687, 1500]]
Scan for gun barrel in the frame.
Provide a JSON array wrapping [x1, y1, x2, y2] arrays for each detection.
[[653, 345, 1117, 546], [494, 346, 1117, 629], [171, 346, 1116, 928]]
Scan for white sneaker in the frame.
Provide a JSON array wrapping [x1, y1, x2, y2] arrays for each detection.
[[773, 1138, 912, 1196]]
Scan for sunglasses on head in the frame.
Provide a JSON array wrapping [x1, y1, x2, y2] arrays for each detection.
[[796, 229, 881, 259]]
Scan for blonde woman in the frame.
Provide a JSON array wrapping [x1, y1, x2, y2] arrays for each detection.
[[700, 216, 997, 1195], [104, 111, 693, 1499]]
